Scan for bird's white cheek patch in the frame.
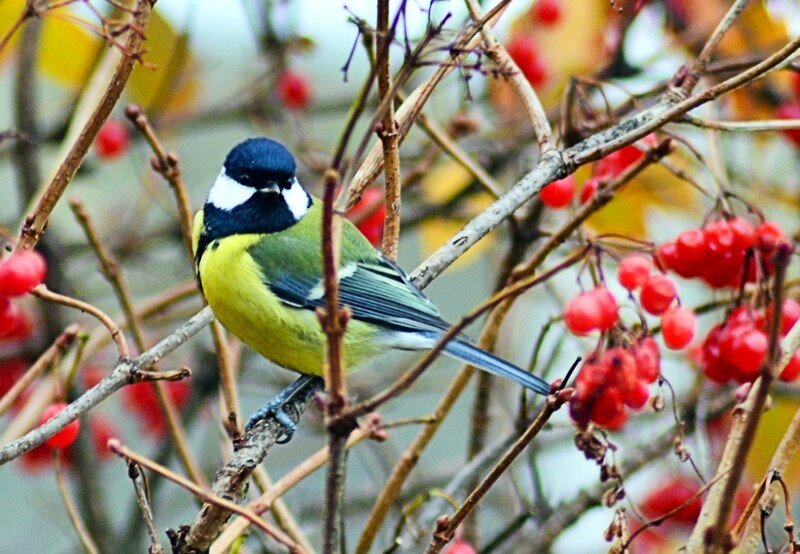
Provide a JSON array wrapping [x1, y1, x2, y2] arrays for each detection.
[[207, 171, 256, 210], [282, 178, 310, 220]]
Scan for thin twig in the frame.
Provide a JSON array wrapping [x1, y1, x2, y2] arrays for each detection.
[[124, 104, 194, 261], [54, 452, 100, 554], [107, 440, 302, 553], [464, 0, 553, 151], [70, 198, 207, 487], [0, 308, 207, 464], [679, 0, 752, 95], [424, 378, 575, 553], [16, 0, 154, 251], [127, 461, 166, 554], [376, 0, 402, 260], [32, 285, 129, 359], [680, 115, 800, 132], [0, 324, 79, 418]]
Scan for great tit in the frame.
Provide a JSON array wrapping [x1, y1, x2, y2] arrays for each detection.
[[193, 138, 549, 436]]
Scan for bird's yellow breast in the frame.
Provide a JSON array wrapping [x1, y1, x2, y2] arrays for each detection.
[[197, 233, 381, 376]]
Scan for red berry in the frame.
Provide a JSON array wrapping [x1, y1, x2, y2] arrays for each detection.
[[656, 241, 695, 278], [641, 477, 701, 525], [731, 329, 767, 376], [0, 250, 47, 297], [675, 229, 707, 274], [506, 34, 548, 87], [346, 187, 386, 247], [777, 103, 800, 148], [590, 387, 627, 430], [634, 337, 661, 383], [764, 299, 800, 336], [603, 347, 637, 393], [780, 351, 800, 382], [625, 379, 650, 409], [792, 72, 800, 102], [444, 540, 477, 554], [640, 274, 677, 315], [539, 176, 575, 208], [589, 287, 619, 330], [90, 416, 118, 460], [580, 177, 600, 204], [564, 293, 602, 335], [575, 361, 609, 398], [618, 255, 651, 291], [756, 221, 786, 249], [0, 301, 32, 341], [661, 307, 696, 350], [276, 70, 312, 110], [728, 217, 757, 250], [95, 120, 130, 160], [40, 402, 80, 449], [123, 380, 191, 436], [0, 358, 27, 397], [595, 134, 657, 178], [703, 220, 734, 253], [530, 0, 563, 26], [19, 443, 55, 473]]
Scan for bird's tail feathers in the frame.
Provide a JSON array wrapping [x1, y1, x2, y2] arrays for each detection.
[[441, 337, 550, 395]]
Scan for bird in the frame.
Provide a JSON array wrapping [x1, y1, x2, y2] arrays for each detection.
[[193, 137, 550, 441]]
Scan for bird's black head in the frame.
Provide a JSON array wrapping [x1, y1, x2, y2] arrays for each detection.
[[196, 138, 312, 267], [223, 137, 296, 191]]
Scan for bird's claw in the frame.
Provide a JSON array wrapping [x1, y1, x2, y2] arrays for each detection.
[[245, 400, 297, 443]]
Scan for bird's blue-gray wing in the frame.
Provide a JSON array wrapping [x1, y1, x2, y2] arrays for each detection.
[[267, 255, 451, 334]]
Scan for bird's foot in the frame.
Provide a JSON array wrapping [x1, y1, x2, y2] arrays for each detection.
[[245, 375, 324, 444]]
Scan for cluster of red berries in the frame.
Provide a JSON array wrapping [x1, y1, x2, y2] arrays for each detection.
[[0, 250, 46, 340], [564, 286, 619, 335], [656, 217, 788, 289], [563, 256, 696, 350], [347, 187, 386, 247], [699, 300, 800, 385], [569, 337, 660, 430], [506, 0, 565, 91], [276, 69, 313, 111], [95, 120, 131, 160], [618, 254, 697, 349]]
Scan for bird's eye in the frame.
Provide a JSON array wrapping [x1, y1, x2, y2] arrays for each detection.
[[239, 173, 251, 185]]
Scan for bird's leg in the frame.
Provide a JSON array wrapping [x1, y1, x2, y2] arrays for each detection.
[[245, 375, 324, 444]]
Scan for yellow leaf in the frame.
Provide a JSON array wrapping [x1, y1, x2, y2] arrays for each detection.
[[583, 160, 700, 239], [0, 0, 26, 64], [37, 11, 102, 87], [127, 11, 198, 115], [492, 0, 611, 115], [745, 395, 800, 488]]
